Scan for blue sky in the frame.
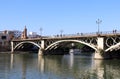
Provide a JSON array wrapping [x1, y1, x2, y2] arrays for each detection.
[[0, 0, 120, 35]]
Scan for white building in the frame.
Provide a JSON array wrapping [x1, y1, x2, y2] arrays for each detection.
[[28, 32, 38, 38]]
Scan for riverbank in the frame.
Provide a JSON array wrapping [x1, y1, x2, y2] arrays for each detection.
[[0, 46, 11, 52]]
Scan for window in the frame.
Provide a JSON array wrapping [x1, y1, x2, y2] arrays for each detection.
[[1, 36, 6, 40]]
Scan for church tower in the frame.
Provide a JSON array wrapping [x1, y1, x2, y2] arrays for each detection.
[[21, 26, 27, 39], [24, 26, 27, 39]]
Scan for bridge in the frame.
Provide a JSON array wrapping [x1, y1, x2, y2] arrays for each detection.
[[11, 30, 120, 59]]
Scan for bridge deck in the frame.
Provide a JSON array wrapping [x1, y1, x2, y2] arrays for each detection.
[[12, 31, 120, 41]]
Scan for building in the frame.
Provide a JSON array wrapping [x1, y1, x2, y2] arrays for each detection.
[[0, 33, 9, 46], [0, 30, 10, 47], [0, 30, 22, 47], [28, 32, 39, 38], [12, 30, 22, 38], [21, 26, 27, 39], [0, 29, 23, 51]]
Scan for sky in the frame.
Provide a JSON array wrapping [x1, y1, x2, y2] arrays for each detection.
[[0, 0, 120, 35]]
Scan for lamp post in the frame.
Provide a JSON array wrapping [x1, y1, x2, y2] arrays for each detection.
[[60, 30, 63, 37], [96, 19, 102, 35], [40, 28, 43, 36]]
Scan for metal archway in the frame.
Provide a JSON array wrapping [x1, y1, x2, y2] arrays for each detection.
[[105, 42, 120, 52], [14, 41, 41, 51], [45, 40, 97, 51]]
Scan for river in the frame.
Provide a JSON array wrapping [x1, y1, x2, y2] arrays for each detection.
[[0, 52, 120, 79]]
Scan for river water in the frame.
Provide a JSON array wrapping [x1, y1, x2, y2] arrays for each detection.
[[0, 52, 120, 79]]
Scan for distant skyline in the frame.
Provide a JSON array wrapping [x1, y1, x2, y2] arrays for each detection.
[[0, 0, 120, 35]]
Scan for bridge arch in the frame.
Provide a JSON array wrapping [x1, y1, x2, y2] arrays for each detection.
[[105, 42, 120, 52], [45, 40, 97, 51], [14, 41, 41, 51]]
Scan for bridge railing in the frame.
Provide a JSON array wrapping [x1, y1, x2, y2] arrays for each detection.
[[100, 30, 120, 35], [13, 30, 120, 40], [50, 30, 120, 38]]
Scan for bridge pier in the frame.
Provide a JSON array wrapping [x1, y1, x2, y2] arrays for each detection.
[[38, 40, 45, 55], [94, 50, 111, 59], [94, 37, 104, 59], [38, 49, 44, 56], [11, 42, 14, 53], [94, 37, 112, 59], [97, 37, 104, 51], [94, 51, 104, 59]]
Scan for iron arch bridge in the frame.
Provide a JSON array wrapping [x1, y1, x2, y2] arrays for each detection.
[[13, 41, 41, 51], [45, 40, 97, 51], [11, 32, 120, 59]]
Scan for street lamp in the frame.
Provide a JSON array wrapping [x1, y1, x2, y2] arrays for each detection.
[[40, 28, 43, 36], [96, 19, 102, 35], [60, 30, 63, 37]]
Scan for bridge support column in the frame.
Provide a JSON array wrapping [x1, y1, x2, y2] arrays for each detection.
[[38, 49, 44, 56], [11, 42, 14, 53], [38, 40, 45, 56], [94, 37, 104, 59], [41, 40, 45, 49], [97, 37, 104, 50], [94, 51, 104, 59]]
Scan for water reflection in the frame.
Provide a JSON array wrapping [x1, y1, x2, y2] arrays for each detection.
[[0, 53, 120, 79], [38, 55, 45, 73], [10, 54, 14, 69], [94, 59, 120, 79], [69, 53, 74, 68], [37, 54, 94, 79]]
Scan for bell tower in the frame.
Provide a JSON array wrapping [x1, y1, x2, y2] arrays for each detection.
[[21, 26, 27, 39]]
